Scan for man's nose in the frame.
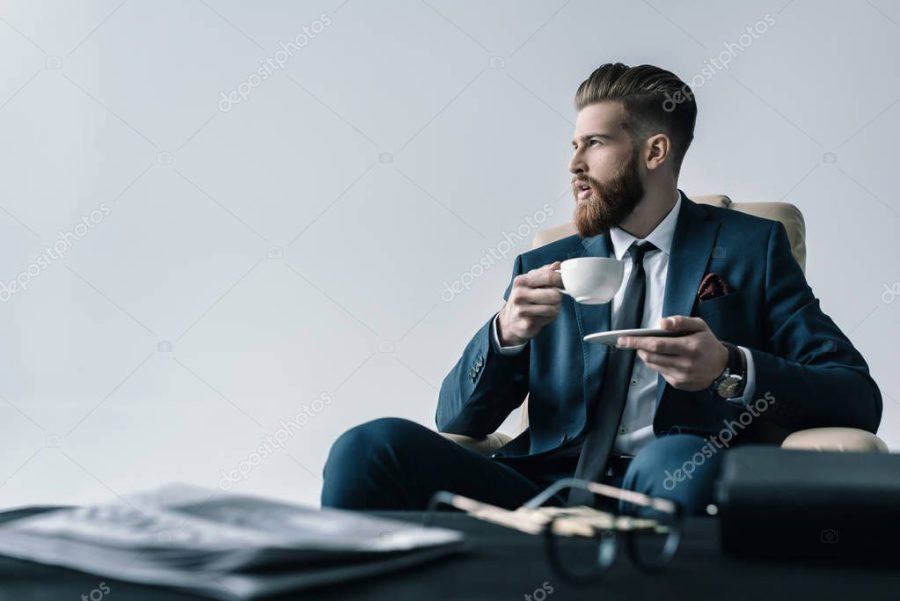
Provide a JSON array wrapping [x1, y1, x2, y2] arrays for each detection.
[[568, 153, 585, 175]]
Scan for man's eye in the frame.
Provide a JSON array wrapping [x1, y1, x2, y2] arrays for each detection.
[[590, 139, 601, 146]]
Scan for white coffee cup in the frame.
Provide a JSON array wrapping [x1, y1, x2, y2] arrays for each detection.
[[555, 257, 624, 304]]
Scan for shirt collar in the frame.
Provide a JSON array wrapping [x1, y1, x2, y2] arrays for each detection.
[[608, 189, 682, 260]]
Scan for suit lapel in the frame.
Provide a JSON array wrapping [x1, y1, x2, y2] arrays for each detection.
[[570, 234, 613, 422], [655, 196, 721, 403]]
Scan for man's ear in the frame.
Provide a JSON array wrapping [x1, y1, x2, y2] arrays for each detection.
[[644, 133, 671, 172]]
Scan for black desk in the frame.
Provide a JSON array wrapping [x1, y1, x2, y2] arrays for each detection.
[[0, 508, 897, 600]]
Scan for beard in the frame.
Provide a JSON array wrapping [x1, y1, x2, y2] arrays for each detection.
[[573, 149, 645, 238]]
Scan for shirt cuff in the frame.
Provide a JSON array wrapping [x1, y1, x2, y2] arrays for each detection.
[[735, 345, 757, 405], [491, 314, 528, 355]]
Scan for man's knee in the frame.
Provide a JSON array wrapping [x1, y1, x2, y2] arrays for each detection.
[[322, 417, 438, 509], [621, 434, 723, 516], [324, 417, 421, 477]]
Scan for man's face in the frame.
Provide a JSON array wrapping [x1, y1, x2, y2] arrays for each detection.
[[569, 101, 645, 237]]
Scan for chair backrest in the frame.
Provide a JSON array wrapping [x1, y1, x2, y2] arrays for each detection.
[[514, 195, 807, 433], [533, 194, 807, 272]]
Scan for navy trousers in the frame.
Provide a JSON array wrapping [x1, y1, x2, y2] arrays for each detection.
[[321, 417, 724, 515]]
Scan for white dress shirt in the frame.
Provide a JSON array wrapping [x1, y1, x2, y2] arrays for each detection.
[[491, 191, 756, 456]]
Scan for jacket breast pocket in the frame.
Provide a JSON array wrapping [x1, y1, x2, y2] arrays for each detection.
[[694, 292, 747, 341]]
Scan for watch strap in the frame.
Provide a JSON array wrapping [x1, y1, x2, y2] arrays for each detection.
[[723, 342, 743, 375], [714, 342, 747, 399]]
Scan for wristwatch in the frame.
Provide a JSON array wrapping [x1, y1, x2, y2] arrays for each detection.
[[710, 342, 746, 400]]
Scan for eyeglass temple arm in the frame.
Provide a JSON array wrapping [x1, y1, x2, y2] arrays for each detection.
[[522, 477, 677, 515]]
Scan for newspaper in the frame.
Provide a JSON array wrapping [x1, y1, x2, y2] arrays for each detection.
[[0, 485, 466, 600]]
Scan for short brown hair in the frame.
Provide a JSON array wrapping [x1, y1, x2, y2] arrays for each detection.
[[575, 63, 696, 174]]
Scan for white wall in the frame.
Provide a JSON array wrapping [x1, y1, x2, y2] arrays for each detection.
[[1, 0, 898, 510]]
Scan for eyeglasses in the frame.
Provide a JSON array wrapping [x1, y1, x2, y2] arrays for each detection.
[[423, 477, 683, 585]]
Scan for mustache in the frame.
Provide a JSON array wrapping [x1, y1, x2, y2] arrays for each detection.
[[571, 175, 598, 190]]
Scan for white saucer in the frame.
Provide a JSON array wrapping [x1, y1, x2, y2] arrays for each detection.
[[583, 327, 680, 346]]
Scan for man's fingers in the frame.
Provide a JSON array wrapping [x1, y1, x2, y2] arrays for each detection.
[[516, 287, 563, 305], [659, 315, 707, 333], [525, 270, 562, 289], [517, 304, 560, 318], [620, 335, 687, 355], [640, 355, 674, 375], [639, 355, 683, 380], [638, 349, 686, 369], [520, 262, 563, 289]]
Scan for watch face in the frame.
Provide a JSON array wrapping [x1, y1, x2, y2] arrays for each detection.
[[718, 376, 741, 398]]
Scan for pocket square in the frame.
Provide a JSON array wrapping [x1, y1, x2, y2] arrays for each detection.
[[698, 272, 735, 302]]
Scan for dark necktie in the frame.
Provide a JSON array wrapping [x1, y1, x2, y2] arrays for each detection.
[[568, 241, 658, 506]]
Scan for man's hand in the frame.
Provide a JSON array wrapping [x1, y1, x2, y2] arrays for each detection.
[[617, 316, 728, 391], [497, 262, 563, 347]]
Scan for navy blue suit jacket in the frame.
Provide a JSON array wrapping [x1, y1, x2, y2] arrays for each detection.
[[436, 195, 882, 459]]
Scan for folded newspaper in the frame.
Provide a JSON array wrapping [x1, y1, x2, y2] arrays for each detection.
[[0, 484, 467, 600]]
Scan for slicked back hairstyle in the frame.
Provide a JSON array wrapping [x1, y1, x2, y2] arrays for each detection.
[[575, 63, 697, 175]]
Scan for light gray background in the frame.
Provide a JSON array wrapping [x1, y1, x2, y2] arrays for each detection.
[[1, 0, 898, 510]]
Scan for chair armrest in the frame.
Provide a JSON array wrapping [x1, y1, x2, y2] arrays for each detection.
[[781, 427, 888, 453], [439, 432, 513, 456]]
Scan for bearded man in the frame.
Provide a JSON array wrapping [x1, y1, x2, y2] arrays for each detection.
[[320, 63, 881, 515]]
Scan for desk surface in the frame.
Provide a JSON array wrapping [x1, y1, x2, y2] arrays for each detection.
[[0, 508, 896, 601]]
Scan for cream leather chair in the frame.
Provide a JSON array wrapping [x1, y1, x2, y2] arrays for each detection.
[[441, 195, 888, 455]]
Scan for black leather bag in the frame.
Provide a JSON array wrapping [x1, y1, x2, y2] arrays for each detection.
[[715, 445, 900, 563]]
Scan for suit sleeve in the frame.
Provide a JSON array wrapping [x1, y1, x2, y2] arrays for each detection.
[[435, 255, 531, 436], [748, 221, 882, 432]]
